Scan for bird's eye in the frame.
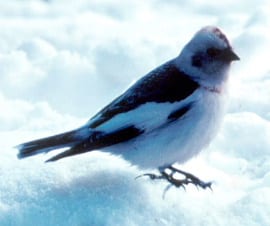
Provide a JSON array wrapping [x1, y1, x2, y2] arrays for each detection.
[[207, 48, 221, 57]]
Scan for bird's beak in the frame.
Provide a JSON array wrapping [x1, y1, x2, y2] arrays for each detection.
[[220, 48, 240, 62]]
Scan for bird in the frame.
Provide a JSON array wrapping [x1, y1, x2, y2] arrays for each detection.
[[16, 26, 239, 189]]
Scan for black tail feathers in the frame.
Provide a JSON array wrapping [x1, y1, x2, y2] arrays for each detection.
[[16, 125, 142, 162], [16, 130, 80, 159]]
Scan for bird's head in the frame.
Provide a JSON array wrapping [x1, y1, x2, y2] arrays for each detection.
[[176, 26, 240, 89]]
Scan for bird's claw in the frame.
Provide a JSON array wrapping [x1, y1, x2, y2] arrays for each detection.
[[136, 166, 212, 191], [164, 166, 212, 190]]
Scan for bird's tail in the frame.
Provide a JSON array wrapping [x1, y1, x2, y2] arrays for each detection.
[[16, 129, 81, 159]]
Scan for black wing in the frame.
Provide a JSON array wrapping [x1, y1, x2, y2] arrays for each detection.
[[89, 59, 199, 128]]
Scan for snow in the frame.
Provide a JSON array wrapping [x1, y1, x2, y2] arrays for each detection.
[[0, 0, 270, 225]]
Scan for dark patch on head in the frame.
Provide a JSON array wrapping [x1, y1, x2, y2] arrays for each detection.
[[206, 47, 222, 58]]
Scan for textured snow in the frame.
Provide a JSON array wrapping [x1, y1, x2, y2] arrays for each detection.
[[0, 0, 270, 226]]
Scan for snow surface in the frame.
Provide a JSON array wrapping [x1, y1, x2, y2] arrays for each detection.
[[1, 0, 270, 225]]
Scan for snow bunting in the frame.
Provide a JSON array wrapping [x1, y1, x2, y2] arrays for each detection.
[[17, 26, 239, 188]]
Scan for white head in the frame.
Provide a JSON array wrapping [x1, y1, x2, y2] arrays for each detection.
[[175, 26, 239, 89]]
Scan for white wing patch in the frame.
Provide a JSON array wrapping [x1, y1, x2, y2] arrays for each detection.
[[96, 89, 200, 134]]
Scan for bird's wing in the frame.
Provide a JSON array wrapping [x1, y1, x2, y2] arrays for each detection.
[[45, 60, 200, 162], [88, 59, 199, 129]]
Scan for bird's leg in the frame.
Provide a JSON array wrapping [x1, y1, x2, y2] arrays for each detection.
[[137, 165, 212, 190]]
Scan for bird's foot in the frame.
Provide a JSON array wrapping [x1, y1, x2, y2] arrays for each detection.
[[137, 165, 212, 190]]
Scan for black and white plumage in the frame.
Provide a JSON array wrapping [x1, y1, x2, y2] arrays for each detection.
[[17, 26, 239, 172]]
